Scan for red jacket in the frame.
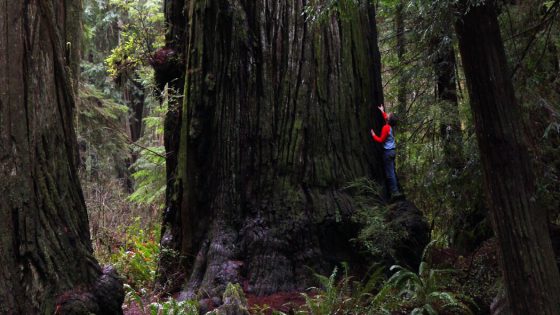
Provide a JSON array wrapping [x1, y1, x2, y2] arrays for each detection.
[[372, 112, 391, 143]]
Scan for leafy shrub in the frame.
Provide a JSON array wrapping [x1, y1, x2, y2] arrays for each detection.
[[105, 0, 165, 78], [110, 218, 161, 290]]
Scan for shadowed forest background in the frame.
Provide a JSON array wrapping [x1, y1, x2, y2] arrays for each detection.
[[0, 0, 559, 314]]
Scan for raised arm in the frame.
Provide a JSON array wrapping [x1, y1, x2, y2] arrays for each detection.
[[378, 104, 388, 121]]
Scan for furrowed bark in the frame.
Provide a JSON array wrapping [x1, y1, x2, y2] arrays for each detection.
[[0, 1, 123, 313], [156, 0, 428, 303], [455, 1, 560, 313], [155, 0, 189, 292]]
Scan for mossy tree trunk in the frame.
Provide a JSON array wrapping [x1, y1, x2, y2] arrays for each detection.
[[0, 1, 123, 313], [455, 1, 560, 313], [157, 0, 390, 301], [154, 0, 188, 292]]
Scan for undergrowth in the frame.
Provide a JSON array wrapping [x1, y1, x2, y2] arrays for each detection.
[[109, 218, 161, 290], [249, 243, 477, 315], [125, 284, 198, 315], [345, 178, 407, 259]]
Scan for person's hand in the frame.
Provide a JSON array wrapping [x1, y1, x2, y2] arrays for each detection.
[[370, 129, 376, 137], [378, 104, 384, 112]]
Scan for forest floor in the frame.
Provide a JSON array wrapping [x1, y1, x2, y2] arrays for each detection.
[[119, 239, 500, 314], [246, 292, 307, 313], [122, 292, 307, 314]]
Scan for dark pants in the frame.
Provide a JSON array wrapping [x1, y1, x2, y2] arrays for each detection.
[[383, 149, 399, 194]]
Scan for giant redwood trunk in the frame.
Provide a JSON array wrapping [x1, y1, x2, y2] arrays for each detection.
[[158, 0, 392, 301], [0, 1, 123, 313], [455, 1, 560, 314]]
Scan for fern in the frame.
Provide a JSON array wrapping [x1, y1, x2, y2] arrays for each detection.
[[124, 279, 198, 315], [147, 298, 198, 315], [382, 261, 475, 315], [298, 263, 386, 315], [128, 146, 166, 206], [345, 178, 406, 258]]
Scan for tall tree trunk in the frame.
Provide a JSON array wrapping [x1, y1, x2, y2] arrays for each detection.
[[433, 30, 464, 171], [0, 1, 123, 313], [455, 2, 560, 314], [395, 1, 407, 117], [124, 75, 146, 191], [126, 77, 146, 144], [158, 0, 398, 301], [154, 0, 188, 292]]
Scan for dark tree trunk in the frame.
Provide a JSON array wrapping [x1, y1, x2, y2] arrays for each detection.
[[158, 0, 394, 301], [126, 77, 146, 144], [0, 1, 123, 313], [395, 1, 407, 117], [154, 0, 188, 292], [455, 2, 560, 314], [125, 76, 146, 191], [118, 75, 146, 192], [433, 31, 464, 171]]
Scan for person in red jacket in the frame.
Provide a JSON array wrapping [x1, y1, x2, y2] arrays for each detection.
[[370, 104, 400, 197]]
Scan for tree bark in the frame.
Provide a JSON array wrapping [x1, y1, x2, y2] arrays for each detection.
[[153, 0, 188, 293], [158, 0, 392, 301], [123, 75, 146, 192], [125, 76, 146, 144], [0, 1, 123, 313], [395, 1, 407, 117], [433, 30, 464, 171], [65, 0, 83, 98], [455, 2, 560, 314]]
